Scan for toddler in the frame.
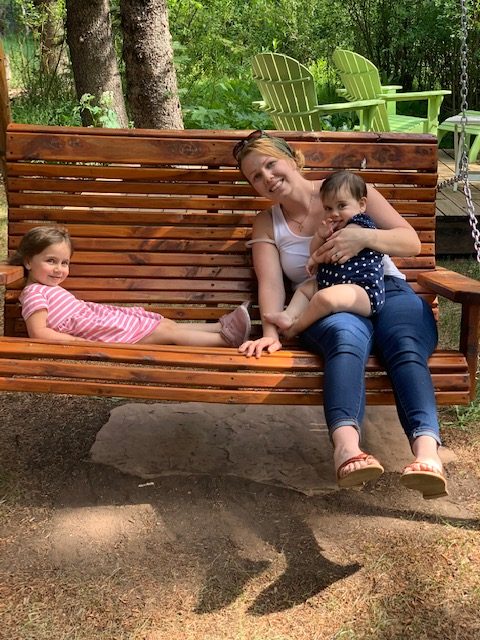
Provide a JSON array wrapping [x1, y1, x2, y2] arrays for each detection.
[[265, 170, 385, 337], [9, 226, 251, 347]]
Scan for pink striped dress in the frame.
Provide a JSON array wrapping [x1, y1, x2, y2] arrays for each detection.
[[20, 284, 163, 343]]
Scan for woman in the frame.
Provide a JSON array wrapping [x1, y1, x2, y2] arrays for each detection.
[[233, 130, 447, 500]]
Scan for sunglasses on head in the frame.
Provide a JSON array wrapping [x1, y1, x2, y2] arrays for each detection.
[[232, 130, 269, 161]]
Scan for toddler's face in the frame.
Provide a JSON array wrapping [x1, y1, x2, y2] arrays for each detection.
[[24, 241, 71, 286], [321, 187, 367, 224]]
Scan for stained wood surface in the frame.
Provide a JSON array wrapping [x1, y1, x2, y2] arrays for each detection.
[[0, 338, 470, 405], [2, 125, 477, 405]]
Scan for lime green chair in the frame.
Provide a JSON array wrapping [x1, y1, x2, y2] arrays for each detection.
[[437, 110, 480, 165], [251, 52, 383, 132], [332, 48, 451, 135]]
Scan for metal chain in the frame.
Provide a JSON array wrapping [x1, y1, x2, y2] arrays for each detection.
[[437, 0, 480, 261]]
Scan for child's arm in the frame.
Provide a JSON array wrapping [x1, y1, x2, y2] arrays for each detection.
[[307, 218, 338, 275], [25, 309, 88, 342]]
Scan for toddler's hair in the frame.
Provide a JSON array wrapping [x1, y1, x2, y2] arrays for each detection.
[[8, 226, 73, 275], [320, 170, 367, 202]]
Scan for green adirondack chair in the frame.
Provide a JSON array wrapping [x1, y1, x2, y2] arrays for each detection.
[[332, 48, 451, 135], [251, 52, 383, 132]]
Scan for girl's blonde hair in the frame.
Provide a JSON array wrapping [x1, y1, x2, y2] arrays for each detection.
[[8, 226, 73, 276]]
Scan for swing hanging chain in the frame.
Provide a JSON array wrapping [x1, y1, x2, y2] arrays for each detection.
[[437, 0, 480, 261]]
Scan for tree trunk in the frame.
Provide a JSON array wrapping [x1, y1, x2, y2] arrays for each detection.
[[65, 0, 128, 127], [120, 0, 183, 129], [0, 39, 12, 177], [33, 0, 66, 76]]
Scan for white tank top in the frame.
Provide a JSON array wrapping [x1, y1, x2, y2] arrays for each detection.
[[270, 204, 405, 288]]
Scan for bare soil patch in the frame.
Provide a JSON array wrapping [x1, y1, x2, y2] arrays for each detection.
[[0, 392, 479, 640]]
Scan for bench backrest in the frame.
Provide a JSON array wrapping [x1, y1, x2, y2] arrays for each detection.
[[3, 125, 438, 337]]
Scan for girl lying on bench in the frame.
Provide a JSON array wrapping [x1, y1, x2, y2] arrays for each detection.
[[9, 226, 251, 348]]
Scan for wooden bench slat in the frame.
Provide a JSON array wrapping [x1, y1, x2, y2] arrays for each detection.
[[6, 161, 438, 186], [7, 132, 437, 169], [4, 249, 434, 270], [8, 176, 437, 203], [6, 209, 437, 233], [0, 378, 469, 405], [0, 338, 467, 369], [0, 358, 468, 395]]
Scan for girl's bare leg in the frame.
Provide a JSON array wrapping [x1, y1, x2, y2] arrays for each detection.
[[137, 318, 228, 346], [284, 284, 371, 338], [264, 280, 316, 332], [182, 321, 221, 333]]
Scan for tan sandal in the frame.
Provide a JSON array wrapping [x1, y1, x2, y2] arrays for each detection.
[[400, 462, 448, 500], [336, 453, 384, 488]]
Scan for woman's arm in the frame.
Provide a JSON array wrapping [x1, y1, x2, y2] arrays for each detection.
[[25, 309, 87, 342], [313, 185, 421, 264], [239, 211, 285, 357]]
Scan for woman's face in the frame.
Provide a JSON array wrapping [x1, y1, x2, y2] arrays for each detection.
[[241, 151, 299, 201]]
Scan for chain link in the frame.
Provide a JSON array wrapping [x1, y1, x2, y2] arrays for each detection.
[[437, 0, 480, 262]]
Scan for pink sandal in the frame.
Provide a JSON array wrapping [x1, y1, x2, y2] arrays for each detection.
[[336, 453, 384, 488], [219, 302, 251, 347]]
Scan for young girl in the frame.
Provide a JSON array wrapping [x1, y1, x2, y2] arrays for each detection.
[[9, 226, 251, 347], [265, 170, 385, 338]]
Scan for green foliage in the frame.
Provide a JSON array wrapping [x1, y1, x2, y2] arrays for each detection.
[[182, 76, 272, 129], [4, 0, 480, 129], [6, 0, 78, 126], [75, 92, 121, 128]]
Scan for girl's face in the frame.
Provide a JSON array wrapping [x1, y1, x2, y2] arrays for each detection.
[[321, 188, 367, 224], [24, 241, 71, 286], [241, 151, 299, 201]]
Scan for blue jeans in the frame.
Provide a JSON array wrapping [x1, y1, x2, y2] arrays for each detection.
[[299, 276, 441, 446]]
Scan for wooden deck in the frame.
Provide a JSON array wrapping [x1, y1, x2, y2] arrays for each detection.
[[437, 149, 480, 216], [436, 150, 480, 256]]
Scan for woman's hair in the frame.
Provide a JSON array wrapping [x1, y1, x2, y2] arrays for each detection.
[[320, 170, 367, 202], [235, 133, 305, 174], [8, 226, 73, 275]]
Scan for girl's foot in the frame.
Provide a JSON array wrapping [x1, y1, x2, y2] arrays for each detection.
[[219, 302, 251, 347], [264, 311, 294, 332]]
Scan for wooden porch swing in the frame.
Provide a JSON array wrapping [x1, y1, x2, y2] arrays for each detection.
[[0, 35, 479, 407]]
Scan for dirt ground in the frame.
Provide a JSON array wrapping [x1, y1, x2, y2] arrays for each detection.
[[0, 392, 479, 640]]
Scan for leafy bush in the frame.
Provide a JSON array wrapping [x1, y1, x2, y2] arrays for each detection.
[[75, 92, 121, 128]]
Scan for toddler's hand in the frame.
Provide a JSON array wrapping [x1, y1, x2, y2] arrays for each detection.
[[306, 256, 317, 277]]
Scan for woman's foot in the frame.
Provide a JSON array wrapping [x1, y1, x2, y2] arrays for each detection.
[[264, 311, 295, 333], [336, 452, 384, 488], [332, 425, 383, 488], [400, 459, 448, 500]]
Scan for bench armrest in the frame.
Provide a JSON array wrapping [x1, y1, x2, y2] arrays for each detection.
[[419, 267, 480, 401], [0, 263, 24, 285], [417, 268, 480, 305]]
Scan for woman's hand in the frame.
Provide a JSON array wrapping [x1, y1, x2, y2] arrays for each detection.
[[238, 336, 282, 358], [311, 224, 368, 265]]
